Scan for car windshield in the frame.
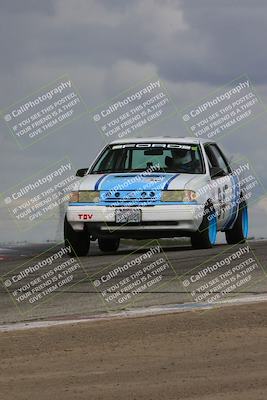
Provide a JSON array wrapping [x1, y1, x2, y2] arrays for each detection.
[[91, 143, 204, 174]]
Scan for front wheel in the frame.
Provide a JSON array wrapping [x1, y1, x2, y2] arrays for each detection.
[[98, 237, 120, 253], [225, 201, 248, 245], [64, 217, 90, 256], [191, 206, 217, 249]]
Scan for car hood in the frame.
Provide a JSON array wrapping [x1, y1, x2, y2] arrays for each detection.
[[74, 172, 208, 192]]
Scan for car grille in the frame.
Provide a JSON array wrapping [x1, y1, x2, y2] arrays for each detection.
[[101, 190, 161, 204]]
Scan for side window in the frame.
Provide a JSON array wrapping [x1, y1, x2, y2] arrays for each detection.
[[205, 144, 230, 175]]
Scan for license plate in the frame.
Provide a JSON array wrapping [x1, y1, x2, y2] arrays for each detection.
[[115, 209, 141, 224]]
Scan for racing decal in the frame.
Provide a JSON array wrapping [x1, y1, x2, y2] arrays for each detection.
[[142, 177, 163, 183], [78, 213, 93, 220], [218, 184, 228, 220], [163, 173, 180, 190], [222, 174, 240, 230], [95, 174, 107, 190], [97, 173, 177, 192], [112, 143, 194, 150]]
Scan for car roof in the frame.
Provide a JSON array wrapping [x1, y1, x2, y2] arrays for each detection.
[[109, 136, 214, 145]]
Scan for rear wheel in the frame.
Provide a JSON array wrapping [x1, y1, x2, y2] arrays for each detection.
[[64, 216, 90, 256], [191, 206, 217, 249], [98, 237, 120, 253], [225, 201, 248, 244]]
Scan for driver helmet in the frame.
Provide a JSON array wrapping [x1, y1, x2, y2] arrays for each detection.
[[171, 148, 190, 166]]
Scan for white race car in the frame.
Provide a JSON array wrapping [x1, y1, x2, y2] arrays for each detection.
[[65, 137, 249, 255]]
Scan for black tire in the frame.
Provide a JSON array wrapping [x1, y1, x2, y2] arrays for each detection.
[[225, 201, 248, 245], [191, 206, 217, 249], [98, 237, 120, 253], [64, 216, 90, 256]]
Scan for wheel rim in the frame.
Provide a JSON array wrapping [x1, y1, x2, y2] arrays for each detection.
[[208, 212, 217, 245], [242, 205, 249, 239]]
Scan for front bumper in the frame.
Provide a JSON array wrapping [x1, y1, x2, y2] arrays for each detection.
[[66, 204, 204, 234]]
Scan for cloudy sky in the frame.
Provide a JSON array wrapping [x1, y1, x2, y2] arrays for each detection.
[[0, 0, 267, 242]]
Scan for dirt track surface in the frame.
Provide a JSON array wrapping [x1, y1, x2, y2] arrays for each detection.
[[1, 302, 267, 400]]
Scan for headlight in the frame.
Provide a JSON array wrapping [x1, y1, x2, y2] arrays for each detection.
[[161, 190, 197, 202], [69, 191, 79, 202], [69, 191, 100, 202]]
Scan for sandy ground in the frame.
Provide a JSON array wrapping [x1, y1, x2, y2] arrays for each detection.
[[0, 302, 267, 400]]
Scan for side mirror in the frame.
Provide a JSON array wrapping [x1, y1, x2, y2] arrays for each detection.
[[210, 166, 226, 179], [76, 168, 88, 177]]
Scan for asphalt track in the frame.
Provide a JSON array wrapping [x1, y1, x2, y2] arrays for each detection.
[[0, 240, 267, 326]]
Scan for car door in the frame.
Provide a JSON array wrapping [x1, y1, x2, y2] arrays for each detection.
[[204, 144, 237, 230]]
